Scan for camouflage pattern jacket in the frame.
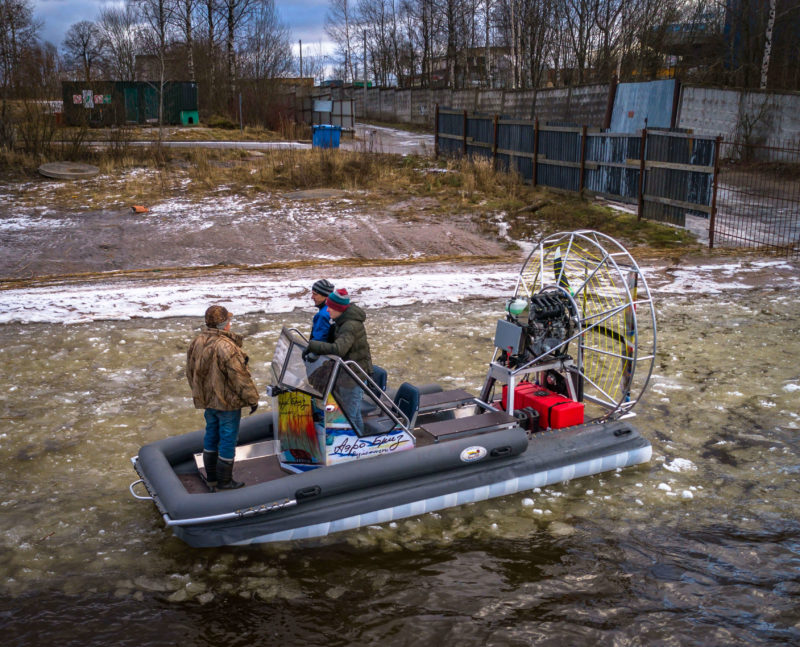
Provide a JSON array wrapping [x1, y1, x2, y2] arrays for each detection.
[[186, 328, 259, 410]]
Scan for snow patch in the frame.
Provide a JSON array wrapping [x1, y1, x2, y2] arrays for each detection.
[[663, 458, 697, 473]]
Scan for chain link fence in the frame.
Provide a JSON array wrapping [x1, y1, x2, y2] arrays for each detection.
[[710, 142, 800, 256]]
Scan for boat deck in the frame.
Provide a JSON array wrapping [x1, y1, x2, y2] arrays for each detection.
[[180, 441, 287, 494], [178, 389, 515, 494]]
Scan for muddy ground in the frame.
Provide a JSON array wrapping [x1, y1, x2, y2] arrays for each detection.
[[1, 189, 511, 281]]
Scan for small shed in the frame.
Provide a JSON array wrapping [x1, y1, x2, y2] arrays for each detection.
[[61, 81, 198, 127]]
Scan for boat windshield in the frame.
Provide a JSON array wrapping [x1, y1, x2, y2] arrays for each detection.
[[271, 327, 334, 398], [270, 328, 406, 433]]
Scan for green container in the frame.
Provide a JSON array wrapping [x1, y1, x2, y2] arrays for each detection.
[[180, 110, 199, 125]]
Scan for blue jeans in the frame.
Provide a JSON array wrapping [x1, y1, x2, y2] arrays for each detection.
[[336, 385, 363, 435], [203, 408, 242, 460]]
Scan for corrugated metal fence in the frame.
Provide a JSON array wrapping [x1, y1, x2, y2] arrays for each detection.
[[436, 106, 800, 257]]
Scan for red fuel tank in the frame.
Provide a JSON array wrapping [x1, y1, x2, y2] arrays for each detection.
[[502, 383, 584, 430]]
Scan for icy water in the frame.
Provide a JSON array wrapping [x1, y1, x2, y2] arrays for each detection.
[[1, 291, 800, 645]]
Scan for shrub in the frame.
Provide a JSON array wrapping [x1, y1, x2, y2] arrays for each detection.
[[207, 115, 238, 130]]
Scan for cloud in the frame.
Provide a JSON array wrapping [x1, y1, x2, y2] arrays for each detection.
[[34, 0, 332, 53]]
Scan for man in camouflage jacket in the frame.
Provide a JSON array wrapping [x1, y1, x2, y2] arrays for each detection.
[[186, 305, 259, 491]]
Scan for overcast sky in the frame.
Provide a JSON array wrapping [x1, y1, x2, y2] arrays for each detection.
[[33, 0, 333, 59]]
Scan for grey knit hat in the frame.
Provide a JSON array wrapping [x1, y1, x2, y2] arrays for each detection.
[[312, 279, 334, 297]]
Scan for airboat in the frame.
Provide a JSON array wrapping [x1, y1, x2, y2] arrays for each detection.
[[130, 230, 657, 547]]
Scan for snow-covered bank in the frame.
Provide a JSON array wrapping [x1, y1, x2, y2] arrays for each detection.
[[0, 269, 515, 324], [1, 258, 797, 325]]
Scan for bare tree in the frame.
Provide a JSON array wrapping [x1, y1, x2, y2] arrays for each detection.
[[221, 0, 256, 101], [395, 0, 421, 86], [759, 0, 800, 89], [359, 0, 398, 85], [0, 0, 41, 95], [24, 40, 62, 95], [240, 0, 291, 80], [98, 6, 139, 81], [195, 0, 221, 112], [173, 0, 197, 81], [326, 0, 357, 82], [295, 42, 328, 83], [592, 0, 624, 80], [134, 0, 178, 134], [0, 0, 41, 149], [62, 20, 105, 82]]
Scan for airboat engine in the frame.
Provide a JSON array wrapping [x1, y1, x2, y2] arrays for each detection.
[[503, 291, 578, 364], [481, 230, 657, 427]]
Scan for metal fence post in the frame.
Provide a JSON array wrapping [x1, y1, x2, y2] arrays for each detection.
[[579, 125, 588, 194], [434, 104, 440, 158], [462, 110, 468, 157], [533, 118, 539, 187], [637, 127, 647, 220], [709, 136, 722, 249], [492, 114, 499, 170]]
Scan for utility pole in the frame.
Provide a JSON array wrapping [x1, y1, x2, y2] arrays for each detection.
[[363, 31, 367, 117], [299, 39, 303, 78]]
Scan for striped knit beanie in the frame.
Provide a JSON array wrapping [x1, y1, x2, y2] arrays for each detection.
[[312, 278, 334, 297], [326, 288, 350, 312]]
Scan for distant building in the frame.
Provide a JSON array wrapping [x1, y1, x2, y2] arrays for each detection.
[[429, 47, 514, 89], [61, 81, 199, 127]]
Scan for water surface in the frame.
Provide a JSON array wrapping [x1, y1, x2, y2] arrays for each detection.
[[1, 292, 799, 645]]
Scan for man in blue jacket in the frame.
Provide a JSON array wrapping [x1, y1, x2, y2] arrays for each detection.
[[310, 279, 334, 341]]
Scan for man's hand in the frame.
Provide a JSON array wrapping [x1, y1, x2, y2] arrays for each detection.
[[250, 404, 258, 415], [301, 348, 310, 360]]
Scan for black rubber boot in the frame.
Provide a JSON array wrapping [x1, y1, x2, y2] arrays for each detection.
[[202, 451, 218, 492], [216, 457, 244, 490]]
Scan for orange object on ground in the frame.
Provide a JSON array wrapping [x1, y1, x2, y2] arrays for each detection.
[[131, 205, 149, 213]]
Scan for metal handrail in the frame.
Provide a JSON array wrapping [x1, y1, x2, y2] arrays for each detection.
[[129, 479, 153, 501], [339, 358, 411, 431]]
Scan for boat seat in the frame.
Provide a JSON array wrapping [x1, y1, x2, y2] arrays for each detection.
[[417, 388, 475, 413], [361, 381, 421, 436], [361, 365, 389, 417], [394, 382, 420, 429], [371, 365, 387, 392], [419, 410, 516, 442]]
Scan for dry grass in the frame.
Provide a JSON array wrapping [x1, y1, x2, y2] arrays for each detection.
[[51, 124, 291, 143], [1, 142, 705, 253]]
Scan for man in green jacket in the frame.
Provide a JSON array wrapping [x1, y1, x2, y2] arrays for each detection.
[[186, 305, 259, 490], [304, 288, 373, 433]]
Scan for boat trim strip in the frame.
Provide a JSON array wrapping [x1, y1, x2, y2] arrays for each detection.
[[230, 444, 652, 545]]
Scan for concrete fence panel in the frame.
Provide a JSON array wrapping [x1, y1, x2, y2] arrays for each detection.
[[502, 90, 538, 119], [396, 90, 412, 123], [366, 88, 381, 120], [678, 85, 800, 152], [380, 88, 396, 122], [477, 91, 504, 115], [410, 89, 432, 126], [451, 89, 478, 111]]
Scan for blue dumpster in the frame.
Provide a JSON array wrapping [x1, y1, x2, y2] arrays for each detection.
[[312, 124, 341, 149]]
